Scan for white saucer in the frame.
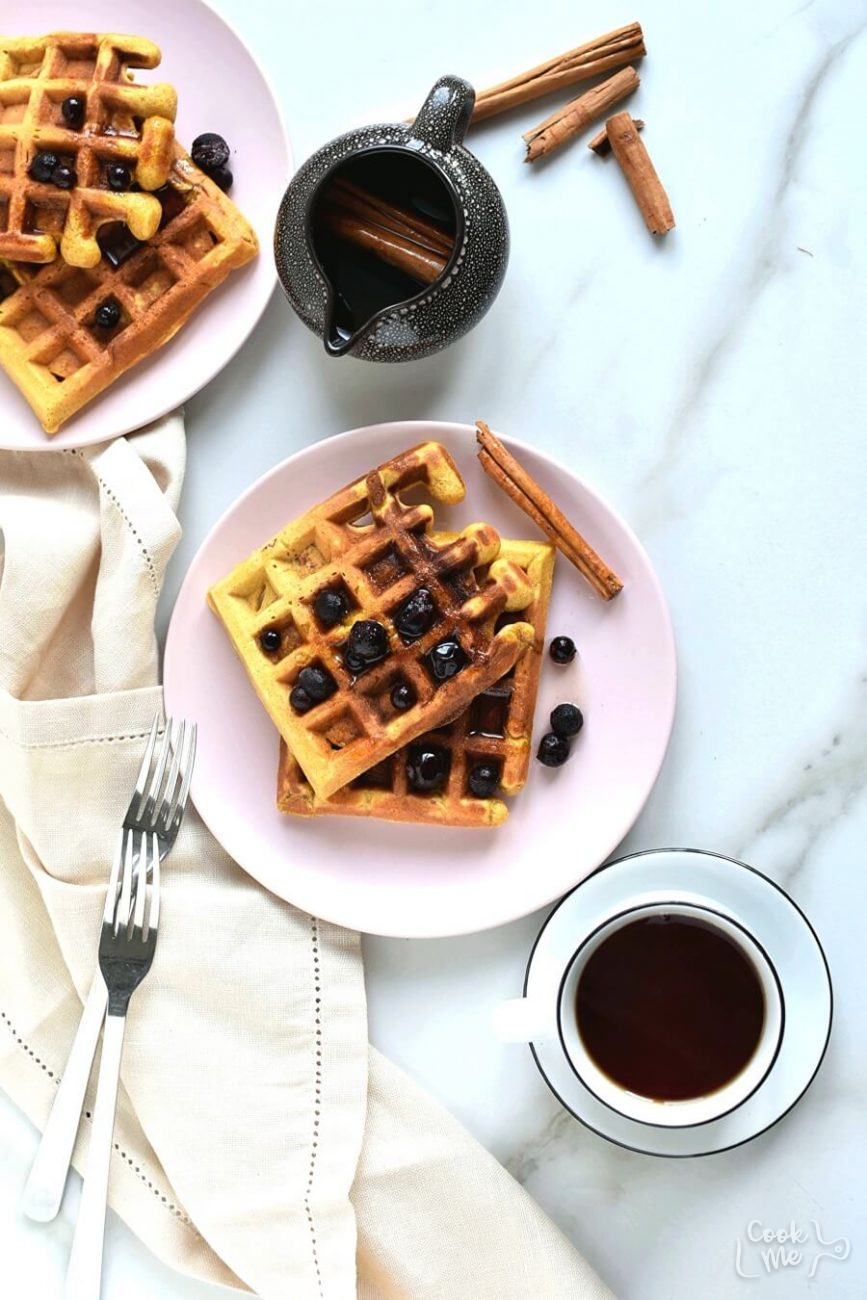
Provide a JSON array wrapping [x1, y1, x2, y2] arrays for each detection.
[[524, 848, 832, 1156]]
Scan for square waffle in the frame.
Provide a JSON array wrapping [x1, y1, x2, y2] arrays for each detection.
[[0, 146, 258, 433], [276, 537, 556, 826], [0, 32, 177, 266], [208, 443, 539, 801]]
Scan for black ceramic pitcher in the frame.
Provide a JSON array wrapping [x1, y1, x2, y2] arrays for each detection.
[[274, 75, 509, 362]]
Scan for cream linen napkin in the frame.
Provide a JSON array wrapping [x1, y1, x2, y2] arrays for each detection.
[[0, 415, 612, 1300]]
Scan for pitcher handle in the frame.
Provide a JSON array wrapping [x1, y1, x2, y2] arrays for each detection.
[[410, 75, 475, 153]]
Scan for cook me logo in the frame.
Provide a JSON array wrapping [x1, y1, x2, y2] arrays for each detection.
[[735, 1220, 850, 1279]]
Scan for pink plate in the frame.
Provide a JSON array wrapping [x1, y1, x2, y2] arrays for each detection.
[[164, 422, 677, 937], [0, 0, 290, 450]]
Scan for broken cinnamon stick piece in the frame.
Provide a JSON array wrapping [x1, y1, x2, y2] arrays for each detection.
[[475, 421, 623, 600], [605, 112, 675, 235], [588, 118, 644, 156], [471, 23, 646, 122], [523, 67, 639, 163]]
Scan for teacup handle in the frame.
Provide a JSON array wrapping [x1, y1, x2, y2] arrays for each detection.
[[410, 74, 475, 153], [493, 997, 556, 1044]]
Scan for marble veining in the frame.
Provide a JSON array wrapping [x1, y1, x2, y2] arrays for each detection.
[[3, 0, 866, 1297]]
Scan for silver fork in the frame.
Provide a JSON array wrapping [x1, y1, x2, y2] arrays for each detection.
[[64, 828, 160, 1300], [22, 716, 196, 1223]]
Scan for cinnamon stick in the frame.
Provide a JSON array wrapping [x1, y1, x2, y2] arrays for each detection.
[[475, 422, 623, 600], [319, 205, 448, 284], [471, 22, 646, 122], [604, 112, 674, 235], [523, 67, 640, 163], [588, 117, 644, 155], [327, 179, 453, 258]]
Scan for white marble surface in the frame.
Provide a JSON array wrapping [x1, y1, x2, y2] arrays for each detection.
[[3, 0, 867, 1295]]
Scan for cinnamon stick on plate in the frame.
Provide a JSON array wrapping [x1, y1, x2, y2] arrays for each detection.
[[471, 22, 646, 122], [523, 67, 640, 163], [475, 422, 623, 600], [604, 112, 675, 235]]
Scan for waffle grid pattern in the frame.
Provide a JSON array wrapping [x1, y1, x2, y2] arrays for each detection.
[[276, 538, 556, 826], [208, 444, 538, 800], [0, 149, 258, 432], [0, 32, 177, 265]]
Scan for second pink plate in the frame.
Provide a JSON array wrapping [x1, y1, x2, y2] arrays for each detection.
[[163, 421, 677, 937]]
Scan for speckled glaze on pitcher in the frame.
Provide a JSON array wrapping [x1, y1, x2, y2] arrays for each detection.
[[274, 75, 509, 362]]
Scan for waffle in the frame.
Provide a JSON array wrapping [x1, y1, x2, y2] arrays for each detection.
[[0, 147, 258, 433], [0, 32, 177, 266], [276, 537, 556, 826], [208, 443, 538, 800]]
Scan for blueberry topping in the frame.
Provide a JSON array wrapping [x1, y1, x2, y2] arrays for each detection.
[[390, 682, 415, 710], [61, 95, 85, 127], [296, 664, 336, 703], [468, 763, 499, 799], [426, 637, 466, 683], [537, 732, 570, 767], [406, 744, 450, 792], [191, 132, 230, 172], [313, 588, 349, 628], [393, 587, 436, 641], [52, 161, 77, 190], [549, 636, 577, 665], [290, 684, 313, 713], [347, 619, 389, 665], [106, 162, 132, 191], [551, 703, 583, 738], [29, 151, 59, 183], [259, 628, 281, 653], [93, 297, 121, 330], [342, 648, 365, 676], [209, 165, 233, 192]]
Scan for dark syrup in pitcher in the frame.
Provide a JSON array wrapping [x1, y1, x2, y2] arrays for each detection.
[[575, 915, 766, 1101], [310, 151, 457, 353]]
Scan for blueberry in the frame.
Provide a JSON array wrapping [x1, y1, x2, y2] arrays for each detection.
[[52, 162, 77, 190], [290, 684, 313, 713], [549, 636, 577, 665], [347, 619, 389, 664], [259, 628, 281, 653], [61, 95, 85, 127], [191, 132, 230, 171], [343, 648, 365, 675], [297, 665, 336, 703], [29, 151, 59, 183], [551, 703, 583, 738], [406, 744, 450, 792], [393, 587, 436, 641], [390, 682, 415, 710], [426, 637, 466, 683], [93, 297, 121, 330], [537, 732, 570, 767], [313, 588, 349, 628], [468, 763, 499, 798], [106, 163, 132, 191], [209, 165, 233, 192]]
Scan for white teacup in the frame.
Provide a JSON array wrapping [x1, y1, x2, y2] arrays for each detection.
[[495, 901, 785, 1128]]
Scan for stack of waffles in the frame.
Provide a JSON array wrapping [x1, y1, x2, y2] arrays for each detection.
[[209, 442, 556, 828], [0, 31, 258, 432]]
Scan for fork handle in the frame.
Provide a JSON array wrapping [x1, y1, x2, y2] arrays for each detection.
[[22, 977, 108, 1222], [64, 1012, 126, 1300]]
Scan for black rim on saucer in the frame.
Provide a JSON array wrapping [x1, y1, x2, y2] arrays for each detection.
[[524, 847, 833, 1158]]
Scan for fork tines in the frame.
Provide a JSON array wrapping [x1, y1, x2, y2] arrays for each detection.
[[126, 715, 197, 839]]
